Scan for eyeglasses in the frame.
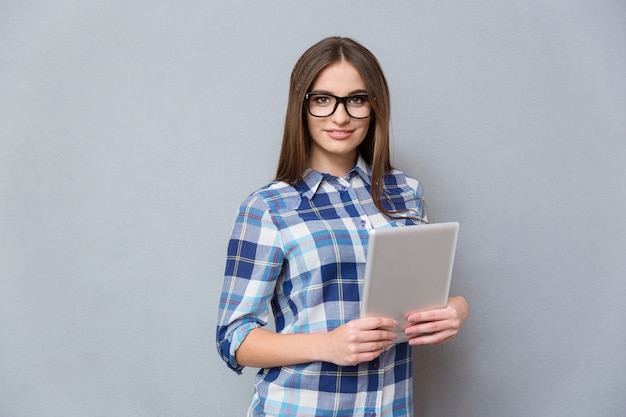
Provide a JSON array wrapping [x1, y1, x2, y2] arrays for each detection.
[[305, 93, 372, 119]]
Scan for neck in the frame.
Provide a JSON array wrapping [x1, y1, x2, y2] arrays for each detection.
[[308, 151, 358, 177]]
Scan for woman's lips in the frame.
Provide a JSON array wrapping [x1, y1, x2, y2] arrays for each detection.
[[326, 130, 354, 140]]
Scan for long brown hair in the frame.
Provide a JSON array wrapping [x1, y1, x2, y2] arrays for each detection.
[[275, 36, 395, 217]]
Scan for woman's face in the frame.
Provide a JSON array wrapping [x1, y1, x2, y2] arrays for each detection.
[[305, 61, 371, 177]]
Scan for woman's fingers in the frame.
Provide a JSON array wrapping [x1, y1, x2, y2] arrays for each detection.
[[324, 317, 398, 366], [403, 296, 469, 345]]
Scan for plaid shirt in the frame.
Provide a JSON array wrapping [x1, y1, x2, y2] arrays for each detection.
[[216, 156, 426, 417]]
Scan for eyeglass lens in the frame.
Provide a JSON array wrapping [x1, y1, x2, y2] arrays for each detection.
[[307, 94, 371, 119]]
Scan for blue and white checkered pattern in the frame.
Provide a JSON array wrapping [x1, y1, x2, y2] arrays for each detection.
[[216, 156, 426, 417]]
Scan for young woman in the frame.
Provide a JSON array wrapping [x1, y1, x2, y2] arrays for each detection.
[[216, 36, 469, 417]]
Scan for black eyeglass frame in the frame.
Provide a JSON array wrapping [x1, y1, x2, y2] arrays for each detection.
[[304, 93, 373, 119]]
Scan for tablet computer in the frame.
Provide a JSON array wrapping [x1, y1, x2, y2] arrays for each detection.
[[360, 222, 459, 343]]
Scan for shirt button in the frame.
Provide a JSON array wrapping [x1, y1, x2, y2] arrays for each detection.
[[342, 186, 348, 191], [373, 361, 379, 369], [369, 411, 377, 417], [360, 219, 367, 227]]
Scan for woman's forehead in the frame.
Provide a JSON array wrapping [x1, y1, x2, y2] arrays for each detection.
[[310, 61, 367, 95]]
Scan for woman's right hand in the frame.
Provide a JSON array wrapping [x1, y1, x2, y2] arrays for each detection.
[[322, 317, 399, 366]]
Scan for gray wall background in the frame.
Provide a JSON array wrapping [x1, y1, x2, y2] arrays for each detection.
[[1, 1, 625, 416]]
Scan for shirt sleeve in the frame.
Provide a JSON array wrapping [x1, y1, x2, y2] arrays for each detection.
[[416, 179, 428, 223], [405, 175, 428, 223], [215, 193, 284, 373]]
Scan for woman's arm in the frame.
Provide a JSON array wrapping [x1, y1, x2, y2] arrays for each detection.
[[235, 316, 400, 368]]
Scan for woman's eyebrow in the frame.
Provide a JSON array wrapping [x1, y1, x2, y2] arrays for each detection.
[[308, 89, 369, 96]]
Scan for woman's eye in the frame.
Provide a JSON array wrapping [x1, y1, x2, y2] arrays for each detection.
[[349, 96, 366, 106], [315, 96, 332, 105]]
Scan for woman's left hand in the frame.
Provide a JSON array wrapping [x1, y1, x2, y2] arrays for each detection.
[[403, 296, 469, 346]]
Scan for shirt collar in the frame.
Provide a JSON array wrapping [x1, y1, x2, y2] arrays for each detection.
[[298, 154, 373, 200], [353, 154, 373, 186]]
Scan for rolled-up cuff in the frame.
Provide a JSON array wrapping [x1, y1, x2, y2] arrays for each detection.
[[226, 321, 261, 373]]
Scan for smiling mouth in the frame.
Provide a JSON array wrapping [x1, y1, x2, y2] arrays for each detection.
[[326, 130, 354, 139]]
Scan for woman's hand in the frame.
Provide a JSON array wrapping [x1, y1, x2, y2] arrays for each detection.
[[322, 317, 399, 366], [403, 296, 469, 346]]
